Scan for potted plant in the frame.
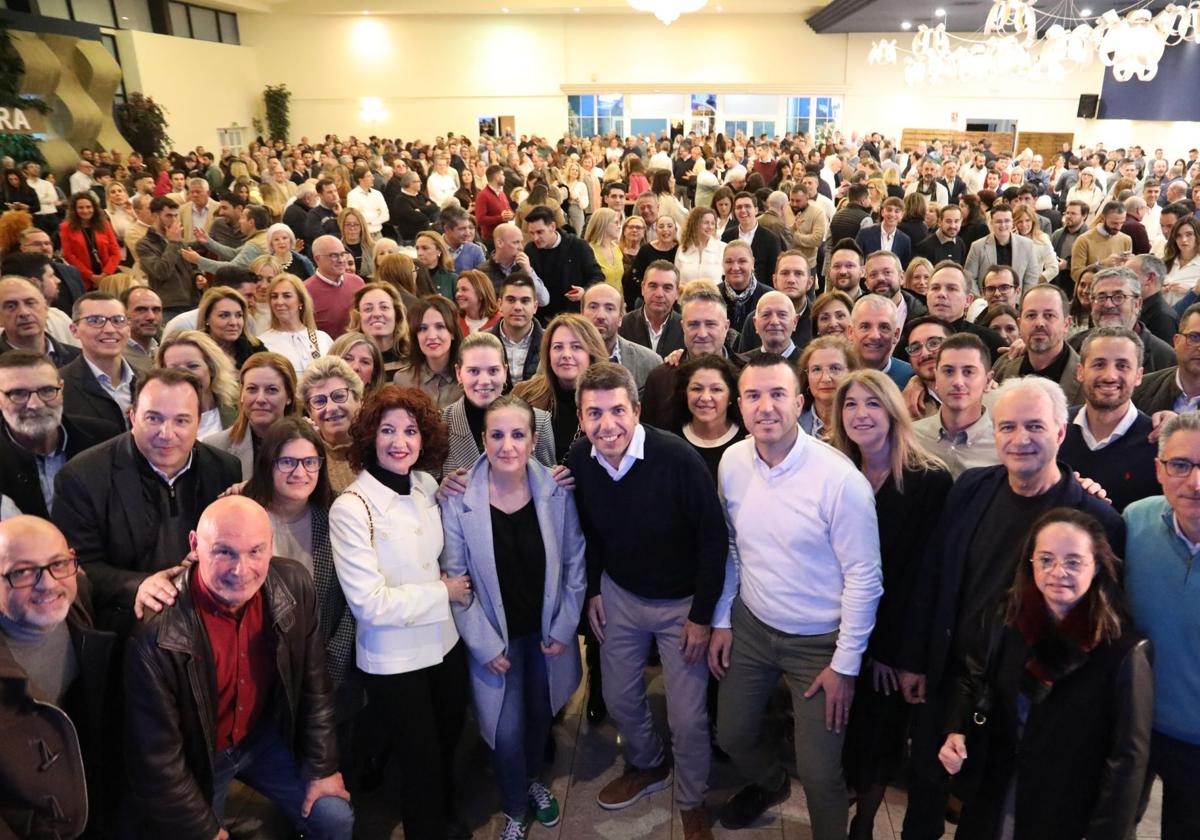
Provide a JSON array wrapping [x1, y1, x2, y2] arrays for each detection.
[[263, 84, 291, 143], [115, 92, 172, 157]]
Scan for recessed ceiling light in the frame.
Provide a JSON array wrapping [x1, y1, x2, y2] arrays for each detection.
[[934, 7, 946, 15], [901, 19, 911, 28], [716, 4, 723, 9], [1079, 6, 1092, 14], [361, 9, 368, 13], [501, 5, 509, 10], [573, 5, 580, 9]]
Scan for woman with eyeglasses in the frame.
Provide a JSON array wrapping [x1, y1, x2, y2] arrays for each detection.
[[938, 508, 1151, 840], [157, 331, 239, 438], [298, 355, 365, 493], [797, 335, 861, 441], [203, 352, 299, 479], [829, 370, 952, 839]]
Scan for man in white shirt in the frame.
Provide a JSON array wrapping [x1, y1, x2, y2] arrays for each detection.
[[425, 155, 459, 208], [20, 162, 60, 234], [68, 160, 96, 198], [345, 166, 388, 237], [710, 353, 882, 838]]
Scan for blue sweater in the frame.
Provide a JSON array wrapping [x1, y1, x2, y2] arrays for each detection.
[[1123, 496, 1200, 744]]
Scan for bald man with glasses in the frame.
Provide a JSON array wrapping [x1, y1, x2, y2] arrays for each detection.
[[304, 234, 364, 339]]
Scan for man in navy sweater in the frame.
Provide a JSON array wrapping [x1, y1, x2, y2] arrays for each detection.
[[568, 363, 726, 840], [524, 205, 604, 322], [1059, 326, 1159, 512]]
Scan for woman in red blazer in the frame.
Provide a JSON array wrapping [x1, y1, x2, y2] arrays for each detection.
[[59, 191, 121, 288]]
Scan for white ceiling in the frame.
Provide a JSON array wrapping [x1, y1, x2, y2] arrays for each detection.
[[231, 0, 826, 16]]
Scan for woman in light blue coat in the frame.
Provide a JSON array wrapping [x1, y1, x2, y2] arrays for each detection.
[[441, 394, 586, 840]]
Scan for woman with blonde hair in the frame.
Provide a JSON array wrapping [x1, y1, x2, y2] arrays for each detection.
[[157, 329, 240, 437], [265, 223, 314, 278], [1012, 204, 1059, 283], [248, 254, 283, 334], [338, 206, 376, 279], [348, 281, 408, 375], [1067, 168, 1106, 222], [258, 272, 333, 373], [376, 251, 435, 311], [197, 286, 264, 368], [675, 206, 724, 284], [105, 181, 135, 257], [96, 273, 141, 299], [453, 269, 500, 335], [258, 181, 287, 223], [829, 369, 952, 839], [203, 351, 300, 478], [329, 330, 386, 395], [904, 257, 933, 300], [583, 208, 624, 293], [415, 230, 458, 298], [563, 161, 589, 233], [513, 313, 607, 464]]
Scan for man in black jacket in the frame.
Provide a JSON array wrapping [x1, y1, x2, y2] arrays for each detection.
[[619, 261, 686, 357], [388, 171, 438, 243], [17, 227, 85, 316], [524, 205, 603, 321], [61, 292, 135, 432], [0, 277, 79, 367], [124, 496, 352, 840], [1128, 253, 1178, 343], [51, 368, 241, 634], [0, 351, 118, 518], [721, 192, 783, 289]]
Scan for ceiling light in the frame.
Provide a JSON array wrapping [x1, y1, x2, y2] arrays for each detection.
[[1079, 7, 1092, 15], [934, 8, 946, 16], [901, 20, 911, 29], [627, 0, 707, 24], [501, 5, 510, 10], [573, 5, 580, 9], [716, 4, 723, 9]]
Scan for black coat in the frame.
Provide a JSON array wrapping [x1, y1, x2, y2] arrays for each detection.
[[947, 611, 1152, 840], [124, 561, 339, 840], [735, 301, 813, 354], [52, 261, 86, 315], [1132, 365, 1181, 414], [60, 356, 129, 431], [0, 413, 120, 518], [486, 318, 544, 387], [1141, 292, 1180, 344], [524, 232, 604, 321], [281, 201, 310, 242], [619, 307, 685, 358], [721, 224, 782, 289], [0, 332, 80, 368], [389, 190, 439, 241], [51, 434, 241, 631]]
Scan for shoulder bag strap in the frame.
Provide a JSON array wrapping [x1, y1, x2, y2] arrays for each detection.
[[341, 490, 374, 545]]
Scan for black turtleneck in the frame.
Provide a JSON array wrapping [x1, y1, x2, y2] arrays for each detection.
[[552, 385, 580, 464], [367, 462, 411, 495], [464, 398, 487, 454]]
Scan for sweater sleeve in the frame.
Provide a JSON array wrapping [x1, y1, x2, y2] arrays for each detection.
[[827, 470, 883, 676]]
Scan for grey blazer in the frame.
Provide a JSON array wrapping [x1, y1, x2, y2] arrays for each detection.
[[963, 233, 1042, 295], [440, 397, 556, 476], [616, 335, 663, 393], [201, 426, 254, 480], [440, 458, 586, 748]]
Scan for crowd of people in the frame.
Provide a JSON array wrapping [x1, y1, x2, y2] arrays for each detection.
[[1, 124, 1199, 840]]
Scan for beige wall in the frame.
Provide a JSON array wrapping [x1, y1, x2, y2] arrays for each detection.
[[117, 12, 1199, 155]]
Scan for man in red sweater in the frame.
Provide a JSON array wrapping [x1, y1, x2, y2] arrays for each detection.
[[475, 164, 514, 248], [304, 235, 364, 338]]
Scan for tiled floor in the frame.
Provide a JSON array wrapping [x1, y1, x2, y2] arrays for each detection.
[[229, 661, 1164, 839]]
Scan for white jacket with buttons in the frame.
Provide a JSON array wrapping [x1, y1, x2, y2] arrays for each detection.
[[329, 468, 459, 675]]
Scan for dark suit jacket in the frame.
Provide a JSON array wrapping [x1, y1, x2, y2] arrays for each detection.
[[0, 414, 119, 518], [640, 343, 747, 429], [487, 319, 544, 386], [721, 224, 782, 289], [1067, 322, 1175, 373], [60, 356, 129, 431], [619, 308, 685, 358], [1141, 293, 1179, 344], [51, 261, 85, 315], [51, 434, 241, 631], [1132, 366, 1181, 414], [0, 333, 80, 368], [855, 224, 913, 269]]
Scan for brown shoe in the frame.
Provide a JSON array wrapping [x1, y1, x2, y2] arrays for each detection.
[[681, 804, 714, 840], [596, 762, 672, 810]]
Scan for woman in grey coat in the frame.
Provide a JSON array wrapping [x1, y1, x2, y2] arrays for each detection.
[[440, 394, 586, 840]]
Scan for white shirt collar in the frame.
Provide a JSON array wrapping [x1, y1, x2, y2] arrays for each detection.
[[149, 450, 194, 488], [315, 271, 342, 286], [1072, 401, 1139, 450], [590, 423, 645, 481], [1172, 513, 1200, 554]]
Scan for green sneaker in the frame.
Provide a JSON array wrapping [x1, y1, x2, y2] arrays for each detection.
[[528, 780, 561, 827], [499, 813, 529, 840]]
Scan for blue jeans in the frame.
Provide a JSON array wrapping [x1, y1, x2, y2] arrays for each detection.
[[210, 722, 354, 840], [493, 634, 554, 819]]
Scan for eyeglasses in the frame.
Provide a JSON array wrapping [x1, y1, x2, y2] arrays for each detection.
[[1158, 457, 1200, 478], [274, 455, 324, 473], [307, 388, 352, 410], [2, 556, 78, 589], [74, 314, 128, 328], [0, 385, 62, 404], [807, 363, 847, 379], [905, 337, 945, 356], [1030, 555, 1091, 575], [318, 252, 349, 261], [984, 284, 1015, 297], [1093, 292, 1134, 306], [1180, 332, 1200, 346]]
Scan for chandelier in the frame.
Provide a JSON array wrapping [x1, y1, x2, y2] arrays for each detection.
[[870, 0, 1200, 84], [627, 0, 707, 24]]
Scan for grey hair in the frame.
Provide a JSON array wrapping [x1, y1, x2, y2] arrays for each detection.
[[1080, 325, 1144, 367], [186, 177, 209, 191], [1158, 410, 1200, 457], [851, 292, 898, 327], [1130, 254, 1167, 290], [1092, 266, 1141, 299], [993, 375, 1069, 428], [297, 354, 364, 406]]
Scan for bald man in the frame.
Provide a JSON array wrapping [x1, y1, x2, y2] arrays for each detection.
[[306, 234, 365, 338], [125, 496, 354, 840], [0, 515, 117, 839], [580, 283, 662, 391], [747, 291, 800, 359]]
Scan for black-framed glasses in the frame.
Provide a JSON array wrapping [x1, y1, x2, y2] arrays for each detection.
[[1180, 332, 1200, 346], [0, 385, 62, 404], [307, 388, 352, 410], [73, 314, 128, 328], [2, 556, 78, 589], [984, 284, 1015, 297], [275, 455, 324, 473], [1158, 457, 1200, 478], [905, 337, 945, 356], [1093, 292, 1134, 306]]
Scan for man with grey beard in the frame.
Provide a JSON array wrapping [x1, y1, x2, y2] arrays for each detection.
[[0, 351, 118, 518]]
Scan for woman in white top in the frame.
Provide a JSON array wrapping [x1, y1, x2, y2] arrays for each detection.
[[675, 206, 725, 284], [563, 161, 589, 234], [157, 330, 238, 439], [105, 181, 134, 258], [650, 169, 688, 227], [257, 272, 333, 375], [1066, 168, 1106, 223], [202, 351, 299, 479], [1012, 205, 1059, 284], [329, 385, 471, 839], [1162, 216, 1200, 306]]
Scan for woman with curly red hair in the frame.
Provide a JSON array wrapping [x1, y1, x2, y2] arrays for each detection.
[[328, 385, 471, 839]]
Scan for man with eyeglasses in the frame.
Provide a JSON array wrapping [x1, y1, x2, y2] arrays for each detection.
[[900, 316, 951, 419], [1134, 302, 1200, 414], [60, 292, 136, 432], [1123, 411, 1200, 838], [52, 367, 241, 634], [0, 351, 118, 517], [0, 276, 79, 368], [898, 375, 1124, 840], [1065, 266, 1175, 372], [979, 265, 1020, 310], [0, 515, 118, 838], [297, 356, 363, 492], [305, 234, 364, 340]]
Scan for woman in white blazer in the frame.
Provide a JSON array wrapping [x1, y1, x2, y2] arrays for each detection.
[[328, 385, 471, 840], [675, 206, 726, 284], [441, 394, 586, 839]]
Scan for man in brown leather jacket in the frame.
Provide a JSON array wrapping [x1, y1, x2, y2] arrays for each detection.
[[124, 496, 353, 840]]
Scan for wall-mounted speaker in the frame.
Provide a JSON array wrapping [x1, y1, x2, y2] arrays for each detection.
[[1077, 94, 1100, 119]]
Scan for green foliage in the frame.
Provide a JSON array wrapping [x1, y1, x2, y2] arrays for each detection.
[[0, 133, 45, 165], [263, 84, 291, 143], [115, 92, 173, 157], [0, 20, 50, 114]]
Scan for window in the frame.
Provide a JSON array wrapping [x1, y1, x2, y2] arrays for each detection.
[[724, 120, 748, 139], [218, 127, 246, 156], [113, 0, 153, 31], [752, 121, 775, 138], [38, 0, 71, 19], [787, 95, 842, 137], [567, 94, 624, 138], [70, 0, 115, 26], [167, 1, 240, 44], [814, 96, 841, 135], [218, 12, 238, 44], [189, 5, 219, 41], [100, 33, 126, 105], [168, 1, 191, 36]]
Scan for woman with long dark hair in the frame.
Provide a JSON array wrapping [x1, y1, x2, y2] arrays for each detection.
[[59, 191, 120, 286]]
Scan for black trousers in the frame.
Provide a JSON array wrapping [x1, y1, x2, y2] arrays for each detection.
[[361, 642, 468, 840], [1141, 730, 1200, 840]]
